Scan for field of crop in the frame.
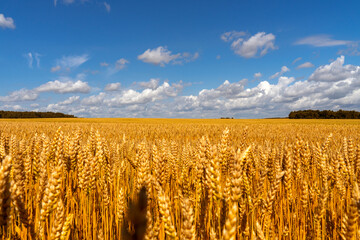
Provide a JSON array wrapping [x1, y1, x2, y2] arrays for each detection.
[[0, 118, 360, 239]]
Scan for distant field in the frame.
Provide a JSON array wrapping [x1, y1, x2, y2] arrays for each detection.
[[1, 118, 360, 239]]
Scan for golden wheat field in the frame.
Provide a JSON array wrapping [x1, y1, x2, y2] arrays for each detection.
[[1, 118, 360, 240]]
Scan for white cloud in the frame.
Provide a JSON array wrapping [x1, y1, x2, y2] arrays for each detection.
[[36, 79, 91, 94], [105, 82, 121, 91], [139, 78, 160, 90], [59, 96, 80, 105], [7, 57, 360, 118], [105, 82, 181, 106], [81, 81, 182, 110], [292, 57, 302, 65], [115, 58, 129, 70], [54, 54, 89, 71], [308, 55, 360, 82], [30, 103, 39, 108], [2, 105, 22, 110], [295, 35, 352, 47], [82, 92, 106, 105], [138, 46, 179, 66], [270, 66, 290, 79], [46, 96, 80, 112], [222, 31, 277, 58], [297, 62, 315, 69], [100, 62, 109, 67], [104, 2, 111, 12], [254, 72, 262, 78], [172, 56, 360, 117], [0, 89, 38, 102], [138, 46, 198, 66], [216, 55, 221, 60], [0, 14, 15, 29]]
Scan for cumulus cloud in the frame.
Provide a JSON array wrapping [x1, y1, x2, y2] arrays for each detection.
[[172, 56, 360, 117], [2, 105, 22, 110], [308, 55, 360, 82], [139, 78, 160, 90], [59, 96, 80, 105], [81, 80, 182, 109], [295, 35, 352, 47], [53, 54, 89, 71], [0, 89, 38, 102], [222, 31, 277, 58], [7, 56, 360, 118], [0, 14, 15, 29], [138, 46, 198, 66], [104, 2, 111, 12], [297, 62, 315, 69], [270, 66, 290, 79], [105, 82, 181, 106], [46, 96, 80, 112], [105, 82, 121, 91], [36, 78, 91, 94]]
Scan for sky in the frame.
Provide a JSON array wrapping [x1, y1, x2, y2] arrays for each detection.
[[1, 0, 360, 118]]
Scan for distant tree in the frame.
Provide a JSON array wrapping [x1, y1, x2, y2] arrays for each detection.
[[289, 110, 360, 119], [0, 111, 76, 118]]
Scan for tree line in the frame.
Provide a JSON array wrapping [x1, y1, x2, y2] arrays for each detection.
[[289, 110, 360, 119], [0, 111, 76, 118]]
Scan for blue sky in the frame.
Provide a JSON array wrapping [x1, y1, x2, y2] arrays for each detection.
[[1, 0, 360, 118]]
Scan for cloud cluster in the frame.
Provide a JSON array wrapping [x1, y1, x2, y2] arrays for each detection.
[[0, 75, 91, 102], [0, 89, 38, 102], [3, 56, 360, 118], [0, 14, 15, 29], [172, 56, 360, 117], [36, 80, 91, 94], [138, 46, 198, 66], [222, 31, 277, 58]]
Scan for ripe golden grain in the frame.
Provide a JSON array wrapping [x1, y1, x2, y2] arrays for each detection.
[[0, 119, 359, 239]]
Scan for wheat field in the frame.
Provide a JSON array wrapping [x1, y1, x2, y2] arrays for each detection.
[[0, 119, 360, 239]]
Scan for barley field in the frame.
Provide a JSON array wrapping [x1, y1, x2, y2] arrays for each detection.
[[0, 118, 360, 240]]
